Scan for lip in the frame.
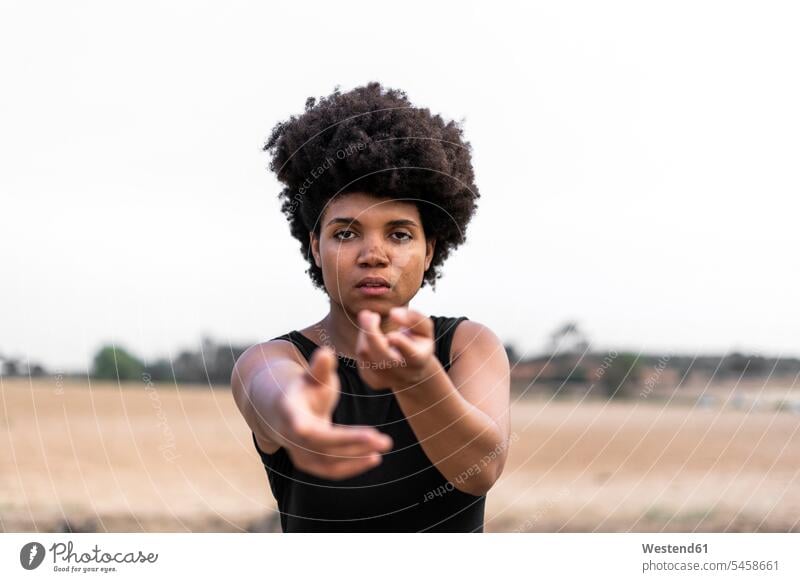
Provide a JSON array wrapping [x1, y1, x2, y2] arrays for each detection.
[[357, 285, 390, 296], [355, 276, 391, 296]]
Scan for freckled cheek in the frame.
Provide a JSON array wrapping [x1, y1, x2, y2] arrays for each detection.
[[317, 246, 351, 298], [319, 245, 349, 278], [323, 243, 380, 281], [392, 246, 427, 285]]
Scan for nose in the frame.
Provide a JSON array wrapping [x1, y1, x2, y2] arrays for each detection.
[[357, 235, 389, 267]]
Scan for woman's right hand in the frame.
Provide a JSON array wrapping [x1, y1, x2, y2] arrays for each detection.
[[272, 346, 393, 480]]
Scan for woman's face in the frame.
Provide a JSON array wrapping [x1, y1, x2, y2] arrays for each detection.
[[310, 191, 435, 316]]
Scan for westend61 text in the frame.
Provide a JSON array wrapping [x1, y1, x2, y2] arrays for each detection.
[[642, 542, 708, 554]]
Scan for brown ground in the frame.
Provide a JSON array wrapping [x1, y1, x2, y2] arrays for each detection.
[[2, 377, 799, 532]]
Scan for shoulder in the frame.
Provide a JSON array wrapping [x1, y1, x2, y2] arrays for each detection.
[[239, 336, 303, 363], [448, 318, 507, 367], [232, 336, 306, 379]]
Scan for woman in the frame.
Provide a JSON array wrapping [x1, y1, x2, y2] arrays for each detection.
[[231, 82, 510, 532]]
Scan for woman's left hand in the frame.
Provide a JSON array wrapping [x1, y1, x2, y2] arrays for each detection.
[[355, 307, 437, 391]]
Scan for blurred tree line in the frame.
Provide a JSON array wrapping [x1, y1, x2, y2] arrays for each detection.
[[503, 321, 800, 400], [89, 337, 248, 385]]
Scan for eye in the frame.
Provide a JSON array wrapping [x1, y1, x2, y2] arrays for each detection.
[[391, 231, 413, 242], [333, 230, 356, 241]]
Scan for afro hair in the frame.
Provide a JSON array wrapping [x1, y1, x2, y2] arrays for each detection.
[[263, 81, 480, 290]]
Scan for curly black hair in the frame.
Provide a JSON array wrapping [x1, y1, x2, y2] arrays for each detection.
[[263, 81, 480, 291]]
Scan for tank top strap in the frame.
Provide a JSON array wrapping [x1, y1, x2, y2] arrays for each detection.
[[268, 331, 318, 363], [432, 315, 469, 371], [270, 330, 361, 368]]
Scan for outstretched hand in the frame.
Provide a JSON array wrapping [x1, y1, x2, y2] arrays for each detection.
[[355, 307, 437, 391], [276, 346, 393, 479]]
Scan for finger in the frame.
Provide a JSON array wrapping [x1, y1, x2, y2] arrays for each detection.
[[388, 306, 410, 328], [390, 307, 433, 338], [295, 418, 391, 450], [357, 310, 383, 349], [313, 439, 393, 460], [304, 422, 393, 456], [358, 310, 403, 362], [385, 330, 418, 360], [355, 311, 375, 357], [306, 346, 337, 386], [327, 426, 393, 451], [307, 454, 384, 480]]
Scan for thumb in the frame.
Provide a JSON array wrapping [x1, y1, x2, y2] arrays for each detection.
[[306, 346, 337, 387]]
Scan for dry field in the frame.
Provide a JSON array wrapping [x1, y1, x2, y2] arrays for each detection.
[[1, 377, 798, 532]]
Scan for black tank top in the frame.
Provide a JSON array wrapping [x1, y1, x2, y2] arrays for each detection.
[[251, 315, 486, 532]]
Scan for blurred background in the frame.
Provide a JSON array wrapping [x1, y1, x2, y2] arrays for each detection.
[[2, 0, 799, 532]]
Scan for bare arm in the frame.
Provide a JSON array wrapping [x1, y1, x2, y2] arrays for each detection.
[[231, 341, 394, 479], [392, 320, 511, 496], [231, 341, 302, 454], [354, 310, 511, 496]]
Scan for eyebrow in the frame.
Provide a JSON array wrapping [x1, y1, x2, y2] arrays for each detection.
[[325, 217, 419, 228]]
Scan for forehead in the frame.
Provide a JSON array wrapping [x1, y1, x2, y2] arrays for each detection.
[[322, 192, 421, 224]]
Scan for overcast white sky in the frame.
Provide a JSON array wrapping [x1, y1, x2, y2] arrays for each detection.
[[1, 1, 798, 371]]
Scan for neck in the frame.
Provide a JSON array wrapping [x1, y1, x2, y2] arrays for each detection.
[[319, 300, 409, 360]]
